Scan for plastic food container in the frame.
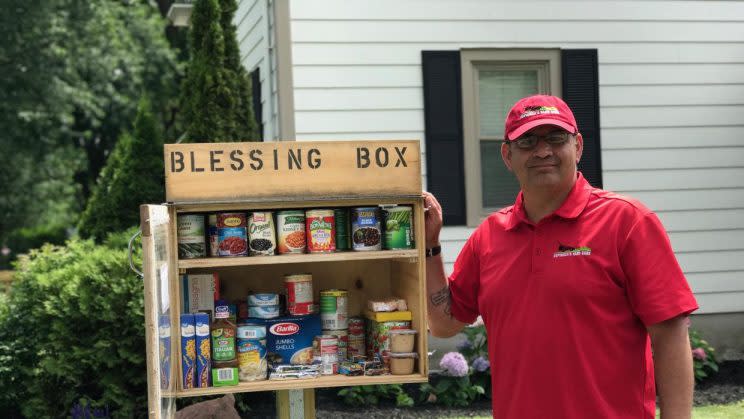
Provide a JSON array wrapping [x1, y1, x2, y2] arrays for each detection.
[[389, 329, 417, 353], [389, 352, 418, 375]]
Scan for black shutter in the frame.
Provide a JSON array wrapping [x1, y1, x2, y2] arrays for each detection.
[[422, 51, 466, 225], [251, 68, 264, 141], [562, 49, 602, 188]]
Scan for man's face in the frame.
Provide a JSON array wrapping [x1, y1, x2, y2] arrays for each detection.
[[500, 125, 583, 191]]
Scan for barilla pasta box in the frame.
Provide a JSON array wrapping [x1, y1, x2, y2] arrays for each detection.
[[181, 273, 220, 318], [158, 314, 171, 390], [194, 313, 211, 388], [180, 314, 196, 389], [260, 314, 321, 365]]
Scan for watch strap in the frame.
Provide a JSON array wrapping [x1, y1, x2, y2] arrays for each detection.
[[426, 245, 441, 258]]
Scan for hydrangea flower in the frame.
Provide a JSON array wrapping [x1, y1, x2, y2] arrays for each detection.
[[692, 347, 707, 361], [456, 339, 473, 351], [440, 352, 469, 377], [472, 356, 490, 373]]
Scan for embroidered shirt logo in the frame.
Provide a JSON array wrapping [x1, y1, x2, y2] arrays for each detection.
[[520, 105, 559, 119], [553, 243, 592, 258]]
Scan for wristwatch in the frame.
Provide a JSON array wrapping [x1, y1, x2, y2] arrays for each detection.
[[426, 245, 441, 258]]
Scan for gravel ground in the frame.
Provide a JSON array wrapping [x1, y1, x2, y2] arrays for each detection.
[[240, 361, 744, 418]]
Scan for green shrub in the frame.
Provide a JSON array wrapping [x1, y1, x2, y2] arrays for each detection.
[[690, 329, 719, 381], [0, 227, 146, 418], [337, 384, 414, 407], [0, 222, 69, 269]]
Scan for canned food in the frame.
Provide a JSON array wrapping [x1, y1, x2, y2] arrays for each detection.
[[248, 305, 281, 319], [313, 335, 339, 375], [320, 289, 348, 330], [305, 209, 335, 253], [285, 274, 314, 316], [333, 208, 350, 251], [217, 213, 248, 257], [248, 293, 280, 307], [383, 206, 414, 250], [237, 324, 267, 340], [208, 214, 219, 257], [351, 207, 382, 251], [248, 212, 276, 256], [348, 334, 365, 358], [348, 317, 365, 336], [324, 328, 348, 361], [178, 215, 206, 259], [277, 210, 306, 254], [237, 337, 267, 381]]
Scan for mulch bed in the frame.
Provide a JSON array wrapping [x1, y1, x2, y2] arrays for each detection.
[[238, 361, 744, 418]]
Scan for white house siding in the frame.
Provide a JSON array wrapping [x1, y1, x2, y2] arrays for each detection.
[[286, 0, 744, 314], [236, 0, 280, 141]]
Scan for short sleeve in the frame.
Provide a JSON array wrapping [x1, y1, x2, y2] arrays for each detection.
[[621, 212, 698, 326], [447, 233, 481, 325]]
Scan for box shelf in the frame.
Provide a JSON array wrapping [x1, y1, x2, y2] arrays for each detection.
[[178, 249, 420, 269]]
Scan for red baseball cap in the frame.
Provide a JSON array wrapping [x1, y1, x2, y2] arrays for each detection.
[[504, 95, 578, 141]]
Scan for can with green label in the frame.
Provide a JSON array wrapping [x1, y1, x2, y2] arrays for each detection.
[[334, 208, 350, 250], [383, 206, 413, 250], [320, 289, 348, 330]]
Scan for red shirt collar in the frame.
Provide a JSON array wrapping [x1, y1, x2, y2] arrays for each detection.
[[506, 172, 592, 230]]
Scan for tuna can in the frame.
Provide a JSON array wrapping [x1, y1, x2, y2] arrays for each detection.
[[333, 208, 350, 251], [305, 209, 335, 253], [248, 293, 280, 307], [237, 324, 267, 340], [217, 213, 248, 257], [237, 337, 267, 381], [208, 214, 219, 257], [285, 273, 314, 316], [348, 317, 365, 336], [313, 335, 338, 375], [248, 212, 276, 256], [351, 207, 382, 251], [248, 305, 281, 319], [383, 206, 414, 250], [320, 289, 348, 330], [277, 210, 306, 254], [177, 214, 206, 259], [348, 333, 365, 359], [324, 328, 349, 361]]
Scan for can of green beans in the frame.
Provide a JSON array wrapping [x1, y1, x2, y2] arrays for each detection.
[[383, 206, 413, 250]]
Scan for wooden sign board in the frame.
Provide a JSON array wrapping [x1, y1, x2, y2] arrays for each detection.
[[164, 140, 422, 203]]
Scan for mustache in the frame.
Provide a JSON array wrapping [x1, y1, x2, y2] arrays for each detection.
[[526, 157, 560, 167]]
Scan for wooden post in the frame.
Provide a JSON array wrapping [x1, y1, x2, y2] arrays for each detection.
[[276, 389, 315, 419]]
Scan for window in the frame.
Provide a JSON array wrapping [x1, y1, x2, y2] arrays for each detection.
[[460, 49, 562, 226]]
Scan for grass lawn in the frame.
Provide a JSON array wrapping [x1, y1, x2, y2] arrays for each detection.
[[446, 400, 744, 419]]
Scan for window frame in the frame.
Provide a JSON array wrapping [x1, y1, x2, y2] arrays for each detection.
[[460, 49, 562, 227]]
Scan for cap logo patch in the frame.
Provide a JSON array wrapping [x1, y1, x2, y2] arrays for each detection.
[[520, 106, 559, 120]]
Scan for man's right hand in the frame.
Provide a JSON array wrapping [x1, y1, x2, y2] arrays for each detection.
[[422, 191, 443, 248]]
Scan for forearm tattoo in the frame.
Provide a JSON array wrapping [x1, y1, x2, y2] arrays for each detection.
[[430, 285, 452, 318]]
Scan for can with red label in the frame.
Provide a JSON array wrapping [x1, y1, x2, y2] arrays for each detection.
[[305, 209, 335, 253], [313, 335, 339, 375], [216, 213, 248, 257], [324, 328, 348, 361], [347, 317, 365, 358], [284, 273, 314, 316]]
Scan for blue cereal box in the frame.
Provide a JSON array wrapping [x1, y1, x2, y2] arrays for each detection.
[[158, 314, 171, 390], [261, 314, 321, 365], [180, 314, 196, 389], [194, 313, 211, 388]]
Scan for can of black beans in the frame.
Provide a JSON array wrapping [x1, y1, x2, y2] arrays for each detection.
[[248, 212, 276, 256], [351, 207, 382, 251]]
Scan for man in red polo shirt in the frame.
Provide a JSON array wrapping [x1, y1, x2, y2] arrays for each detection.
[[424, 95, 698, 418]]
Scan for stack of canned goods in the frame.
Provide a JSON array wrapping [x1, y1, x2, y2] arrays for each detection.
[[176, 205, 415, 259], [247, 293, 280, 319], [317, 289, 349, 374]]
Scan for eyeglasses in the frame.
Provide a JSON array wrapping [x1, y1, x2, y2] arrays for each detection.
[[507, 132, 573, 150]]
